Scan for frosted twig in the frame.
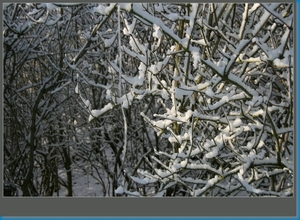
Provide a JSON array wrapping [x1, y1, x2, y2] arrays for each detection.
[[117, 4, 128, 183]]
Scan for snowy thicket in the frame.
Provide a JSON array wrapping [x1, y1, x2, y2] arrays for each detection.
[[4, 3, 293, 197]]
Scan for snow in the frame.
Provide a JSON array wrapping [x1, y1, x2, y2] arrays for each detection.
[[94, 3, 117, 15], [123, 18, 136, 36], [184, 163, 222, 176], [239, 4, 249, 40], [207, 175, 219, 186], [248, 3, 261, 14], [251, 109, 264, 117], [185, 4, 198, 40], [174, 87, 193, 100], [153, 190, 165, 197], [273, 49, 293, 68], [237, 173, 263, 194], [202, 59, 225, 76], [153, 24, 162, 39], [281, 157, 293, 171], [132, 4, 183, 47], [123, 45, 147, 64], [204, 94, 233, 110], [252, 10, 270, 36], [129, 35, 146, 55], [191, 39, 206, 46], [119, 3, 132, 12], [168, 131, 189, 144], [161, 89, 170, 100], [74, 84, 79, 94], [46, 15, 62, 26], [154, 168, 172, 178], [6, 3, 293, 198], [191, 47, 201, 68], [122, 63, 145, 87], [276, 126, 293, 134], [102, 34, 117, 48], [45, 3, 58, 10], [204, 146, 219, 159], [261, 3, 293, 27], [232, 118, 243, 128], [122, 99, 129, 108], [180, 160, 187, 167], [115, 186, 124, 194], [273, 57, 293, 68], [154, 3, 164, 13], [227, 73, 258, 98], [57, 167, 107, 197], [225, 39, 251, 73], [133, 176, 157, 185], [148, 56, 170, 74], [125, 191, 141, 197], [53, 3, 82, 6], [50, 81, 72, 94], [84, 100, 92, 111], [166, 13, 179, 21], [248, 95, 263, 107], [205, 87, 214, 97], [153, 119, 173, 130], [179, 82, 210, 92], [192, 175, 220, 196], [89, 103, 114, 122]]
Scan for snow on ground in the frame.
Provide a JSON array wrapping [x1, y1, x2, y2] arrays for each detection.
[[58, 168, 104, 197]]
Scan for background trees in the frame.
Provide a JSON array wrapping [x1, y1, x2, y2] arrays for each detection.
[[3, 3, 294, 197]]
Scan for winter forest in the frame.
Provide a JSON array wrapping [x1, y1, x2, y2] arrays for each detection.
[[3, 3, 294, 197]]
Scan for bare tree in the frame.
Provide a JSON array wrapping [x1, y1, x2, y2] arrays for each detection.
[[3, 3, 293, 197]]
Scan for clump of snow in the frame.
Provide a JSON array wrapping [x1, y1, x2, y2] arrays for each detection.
[[166, 13, 179, 21], [115, 186, 124, 194], [45, 3, 58, 10], [232, 118, 243, 129], [191, 39, 206, 46], [153, 24, 162, 39], [102, 34, 117, 48], [119, 3, 132, 12], [207, 175, 219, 186], [174, 88, 193, 101], [130, 176, 157, 185], [161, 89, 170, 100], [129, 35, 146, 55], [123, 18, 136, 36], [273, 49, 293, 68], [89, 103, 114, 122], [180, 160, 188, 168], [191, 48, 201, 69], [94, 3, 116, 15]]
